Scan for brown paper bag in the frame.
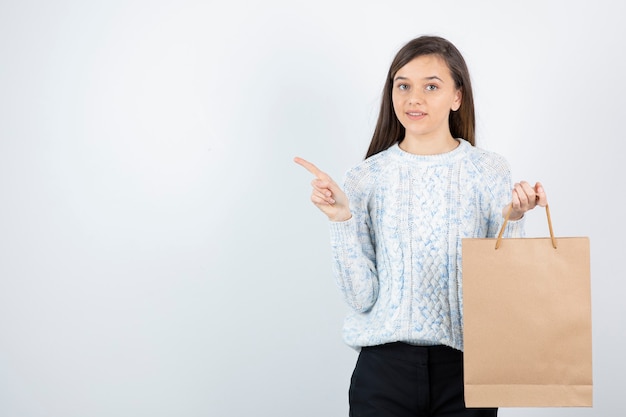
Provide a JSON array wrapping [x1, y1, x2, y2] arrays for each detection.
[[462, 205, 592, 407]]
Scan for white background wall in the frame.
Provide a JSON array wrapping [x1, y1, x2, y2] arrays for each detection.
[[1, 0, 624, 415]]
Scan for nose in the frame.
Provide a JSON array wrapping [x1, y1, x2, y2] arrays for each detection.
[[408, 91, 423, 105]]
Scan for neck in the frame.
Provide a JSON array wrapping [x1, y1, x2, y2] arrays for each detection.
[[399, 135, 459, 155]]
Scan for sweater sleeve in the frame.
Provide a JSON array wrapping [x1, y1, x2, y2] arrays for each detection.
[[328, 168, 379, 313], [485, 155, 525, 238]]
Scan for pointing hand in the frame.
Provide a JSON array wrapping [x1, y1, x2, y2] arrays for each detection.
[[294, 157, 352, 222]]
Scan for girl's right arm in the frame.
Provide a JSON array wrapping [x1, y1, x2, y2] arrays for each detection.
[[295, 157, 379, 312]]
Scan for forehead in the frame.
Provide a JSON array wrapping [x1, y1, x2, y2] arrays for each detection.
[[394, 54, 452, 80]]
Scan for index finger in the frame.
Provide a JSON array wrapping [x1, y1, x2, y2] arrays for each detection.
[[293, 156, 324, 177]]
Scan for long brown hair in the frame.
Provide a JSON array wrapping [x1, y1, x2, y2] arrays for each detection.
[[365, 36, 475, 159]]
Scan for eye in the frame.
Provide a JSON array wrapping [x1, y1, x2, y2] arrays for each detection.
[[396, 83, 409, 91], [425, 84, 438, 91]]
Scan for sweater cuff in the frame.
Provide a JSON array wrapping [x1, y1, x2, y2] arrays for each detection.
[[329, 217, 357, 245], [505, 215, 525, 238]]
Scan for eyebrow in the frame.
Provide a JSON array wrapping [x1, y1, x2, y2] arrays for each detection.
[[393, 75, 445, 82]]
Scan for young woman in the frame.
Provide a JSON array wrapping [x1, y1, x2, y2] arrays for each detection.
[[295, 35, 546, 417]]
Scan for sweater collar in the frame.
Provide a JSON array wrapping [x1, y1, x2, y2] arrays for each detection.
[[388, 138, 469, 164]]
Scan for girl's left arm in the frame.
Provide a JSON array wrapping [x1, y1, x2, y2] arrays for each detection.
[[486, 160, 546, 238]]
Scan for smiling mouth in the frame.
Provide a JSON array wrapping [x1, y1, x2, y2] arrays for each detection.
[[407, 112, 426, 117]]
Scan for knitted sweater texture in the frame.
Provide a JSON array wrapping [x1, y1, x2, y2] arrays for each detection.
[[329, 139, 524, 351]]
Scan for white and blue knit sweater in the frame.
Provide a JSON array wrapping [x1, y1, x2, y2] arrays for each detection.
[[329, 139, 524, 351]]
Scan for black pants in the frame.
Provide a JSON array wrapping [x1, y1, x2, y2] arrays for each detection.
[[349, 343, 497, 417]]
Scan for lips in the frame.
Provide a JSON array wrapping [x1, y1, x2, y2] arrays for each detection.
[[406, 111, 426, 120]]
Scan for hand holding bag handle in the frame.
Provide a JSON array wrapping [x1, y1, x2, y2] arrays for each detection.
[[495, 204, 557, 249]]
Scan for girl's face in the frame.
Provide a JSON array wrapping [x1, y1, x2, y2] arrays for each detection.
[[392, 54, 462, 144]]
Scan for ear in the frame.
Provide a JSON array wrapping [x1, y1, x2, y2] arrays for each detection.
[[451, 88, 462, 112]]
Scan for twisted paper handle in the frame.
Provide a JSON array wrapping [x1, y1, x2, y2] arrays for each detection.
[[495, 204, 557, 250]]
